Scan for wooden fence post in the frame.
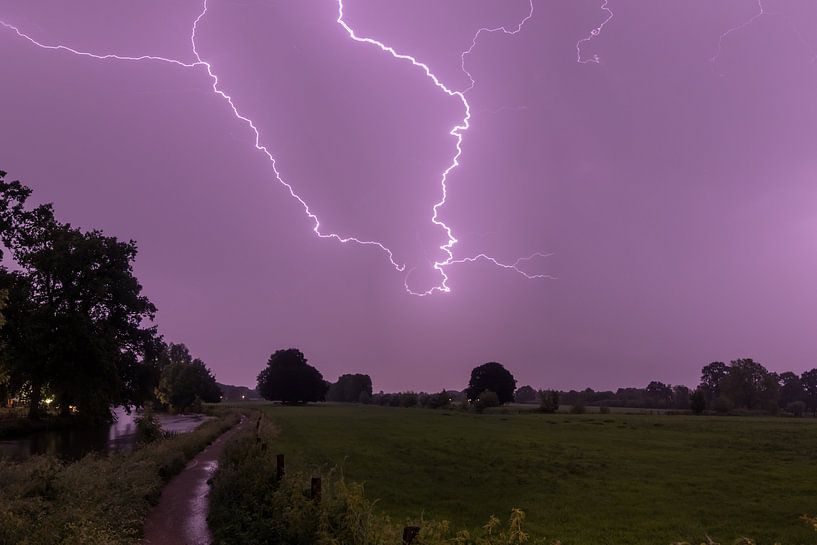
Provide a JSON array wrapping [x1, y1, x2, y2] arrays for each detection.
[[311, 476, 322, 502], [276, 454, 285, 481], [402, 526, 420, 544]]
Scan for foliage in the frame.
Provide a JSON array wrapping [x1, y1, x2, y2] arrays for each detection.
[[514, 385, 537, 404], [0, 171, 158, 422], [326, 373, 372, 403], [786, 401, 806, 417], [568, 401, 586, 414], [156, 343, 222, 412], [0, 410, 239, 545], [719, 359, 779, 412], [474, 390, 500, 412], [537, 389, 559, 413], [134, 407, 165, 444], [466, 362, 516, 405], [690, 389, 706, 415], [257, 348, 327, 404]]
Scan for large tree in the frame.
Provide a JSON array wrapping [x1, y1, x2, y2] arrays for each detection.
[[0, 172, 157, 421], [778, 371, 805, 409], [801, 368, 817, 416], [257, 348, 327, 404], [720, 358, 779, 411], [465, 362, 516, 405], [699, 361, 729, 402]]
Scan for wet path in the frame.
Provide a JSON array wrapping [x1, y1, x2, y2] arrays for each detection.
[[142, 417, 245, 545]]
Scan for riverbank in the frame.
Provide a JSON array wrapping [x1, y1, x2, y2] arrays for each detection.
[[0, 408, 240, 545]]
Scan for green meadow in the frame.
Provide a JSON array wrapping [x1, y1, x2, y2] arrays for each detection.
[[259, 403, 817, 545]]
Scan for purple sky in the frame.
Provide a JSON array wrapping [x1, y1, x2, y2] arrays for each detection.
[[2, 0, 817, 391]]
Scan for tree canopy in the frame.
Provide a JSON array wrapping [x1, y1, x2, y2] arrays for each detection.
[[327, 373, 373, 403], [155, 342, 222, 412], [257, 348, 327, 404], [0, 172, 158, 421], [466, 362, 516, 405]]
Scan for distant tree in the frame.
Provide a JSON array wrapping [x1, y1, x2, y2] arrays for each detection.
[[538, 389, 559, 413], [156, 347, 222, 413], [689, 388, 706, 415], [466, 362, 516, 405], [778, 371, 805, 409], [700, 361, 729, 402], [646, 381, 673, 408], [256, 348, 327, 404], [720, 359, 779, 411], [672, 385, 691, 410], [426, 389, 451, 409], [398, 392, 419, 407], [801, 368, 817, 416], [327, 373, 372, 403], [514, 385, 537, 404]]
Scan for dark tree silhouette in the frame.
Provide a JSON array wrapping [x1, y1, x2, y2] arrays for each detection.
[[514, 385, 537, 403], [778, 371, 805, 409], [327, 373, 372, 403], [801, 368, 817, 416], [257, 348, 327, 404], [646, 381, 673, 408], [466, 362, 516, 405], [690, 388, 706, 415], [0, 172, 157, 421], [700, 361, 728, 402], [156, 343, 222, 412]]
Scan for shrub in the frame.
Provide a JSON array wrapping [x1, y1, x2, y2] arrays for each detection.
[[538, 389, 560, 413], [787, 400, 806, 417], [690, 389, 706, 415], [134, 407, 164, 444], [474, 390, 500, 412], [569, 401, 586, 414], [599, 405, 611, 414]]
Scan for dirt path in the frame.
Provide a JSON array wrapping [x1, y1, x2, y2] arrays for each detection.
[[142, 417, 245, 545]]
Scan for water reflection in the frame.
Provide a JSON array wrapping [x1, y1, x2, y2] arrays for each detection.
[[0, 407, 211, 461]]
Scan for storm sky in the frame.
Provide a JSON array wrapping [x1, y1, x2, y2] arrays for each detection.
[[2, 0, 816, 391]]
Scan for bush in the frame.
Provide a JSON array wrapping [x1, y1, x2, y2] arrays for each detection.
[[599, 405, 611, 414], [787, 400, 807, 417], [569, 401, 586, 414], [474, 390, 500, 412], [134, 407, 164, 444], [538, 389, 560, 413]]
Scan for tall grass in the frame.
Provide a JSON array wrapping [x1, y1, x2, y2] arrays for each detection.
[[0, 409, 239, 545]]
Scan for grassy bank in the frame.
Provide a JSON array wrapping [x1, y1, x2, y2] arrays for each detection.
[[0, 408, 240, 545], [236, 403, 817, 545]]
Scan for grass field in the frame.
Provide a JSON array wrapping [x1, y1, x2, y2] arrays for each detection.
[[259, 403, 817, 545]]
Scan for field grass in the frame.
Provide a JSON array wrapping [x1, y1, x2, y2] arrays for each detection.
[[259, 403, 817, 545]]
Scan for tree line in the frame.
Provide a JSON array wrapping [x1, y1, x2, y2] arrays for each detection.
[[0, 172, 221, 422], [255, 348, 817, 417]]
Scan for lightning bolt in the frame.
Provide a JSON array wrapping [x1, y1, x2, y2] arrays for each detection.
[[459, 1, 534, 93], [711, 0, 816, 74], [710, 0, 767, 73], [1, 0, 552, 296], [576, 0, 614, 64]]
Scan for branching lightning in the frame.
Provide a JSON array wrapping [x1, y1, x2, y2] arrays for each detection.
[[0, 0, 552, 296], [711, 0, 817, 74], [576, 0, 613, 64], [459, 1, 534, 93]]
